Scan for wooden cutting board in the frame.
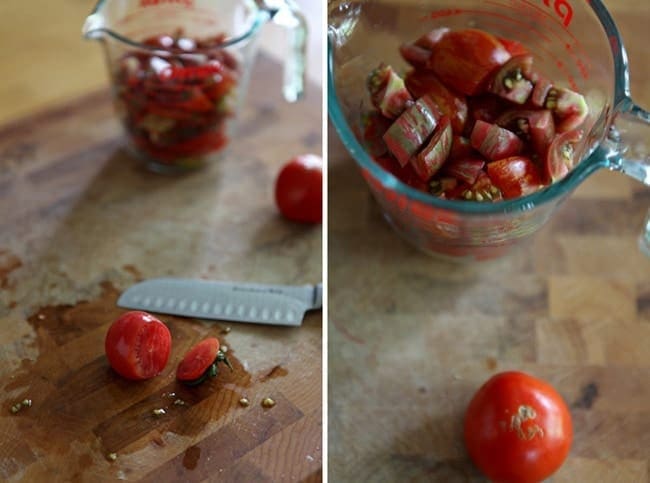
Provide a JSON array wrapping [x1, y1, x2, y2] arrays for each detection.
[[328, 1, 650, 480], [0, 55, 322, 482]]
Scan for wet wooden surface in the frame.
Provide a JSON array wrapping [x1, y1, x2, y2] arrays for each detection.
[[0, 54, 322, 482], [328, 1, 650, 481]]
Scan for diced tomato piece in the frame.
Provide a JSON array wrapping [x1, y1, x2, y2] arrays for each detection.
[[427, 29, 511, 96], [383, 95, 442, 166], [496, 109, 555, 162], [361, 111, 392, 156], [546, 87, 589, 133], [415, 27, 451, 50], [399, 44, 431, 68], [367, 64, 413, 119], [544, 129, 583, 183], [489, 55, 534, 104], [411, 117, 453, 181], [466, 94, 506, 135], [374, 155, 429, 192], [449, 135, 475, 160], [404, 71, 468, 134], [530, 76, 553, 108], [497, 37, 529, 57], [470, 120, 523, 162], [487, 156, 543, 199], [442, 157, 486, 185]]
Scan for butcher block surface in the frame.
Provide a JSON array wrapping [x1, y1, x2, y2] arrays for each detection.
[[0, 55, 322, 482], [328, 1, 650, 481]]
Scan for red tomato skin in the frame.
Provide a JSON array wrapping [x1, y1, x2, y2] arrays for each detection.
[[464, 371, 573, 483], [428, 29, 511, 96], [177, 337, 220, 381], [275, 154, 323, 224], [105, 311, 172, 381]]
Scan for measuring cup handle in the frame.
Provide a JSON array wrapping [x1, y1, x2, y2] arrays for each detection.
[[609, 97, 650, 185], [268, 0, 308, 103]]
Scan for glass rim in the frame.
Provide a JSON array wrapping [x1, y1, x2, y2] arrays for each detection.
[[327, 0, 629, 215], [85, 0, 270, 51]]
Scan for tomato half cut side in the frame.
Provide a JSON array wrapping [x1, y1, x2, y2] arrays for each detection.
[[105, 311, 172, 381], [176, 337, 233, 386]]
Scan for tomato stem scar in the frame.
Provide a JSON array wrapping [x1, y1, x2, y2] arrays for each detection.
[[510, 405, 544, 440]]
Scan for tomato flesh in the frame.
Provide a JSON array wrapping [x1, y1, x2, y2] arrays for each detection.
[[487, 156, 543, 199], [411, 116, 453, 181], [404, 70, 468, 134], [176, 337, 221, 383], [105, 311, 172, 381], [383, 95, 441, 166], [464, 371, 572, 483], [470, 120, 523, 162], [275, 154, 323, 224]]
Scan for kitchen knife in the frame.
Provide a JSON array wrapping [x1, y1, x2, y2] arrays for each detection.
[[117, 278, 322, 327]]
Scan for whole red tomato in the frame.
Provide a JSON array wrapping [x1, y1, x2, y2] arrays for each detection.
[[105, 311, 172, 380], [464, 371, 572, 483], [275, 154, 323, 224]]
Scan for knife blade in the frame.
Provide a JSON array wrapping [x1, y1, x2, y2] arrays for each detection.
[[117, 278, 322, 327]]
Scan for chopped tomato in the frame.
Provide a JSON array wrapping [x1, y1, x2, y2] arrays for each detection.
[[404, 70, 468, 134], [470, 120, 523, 161], [544, 129, 583, 183], [383, 95, 441, 166], [410, 116, 453, 181], [497, 37, 529, 56], [442, 157, 485, 185], [428, 29, 511, 96], [487, 156, 543, 199]]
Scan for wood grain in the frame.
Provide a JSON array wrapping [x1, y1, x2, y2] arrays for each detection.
[[0, 54, 322, 482], [328, 0, 650, 481]]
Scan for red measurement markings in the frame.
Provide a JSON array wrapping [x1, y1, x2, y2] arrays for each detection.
[[542, 0, 573, 27]]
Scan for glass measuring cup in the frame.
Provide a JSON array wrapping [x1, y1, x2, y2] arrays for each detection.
[[328, 0, 650, 261], [84, 0, 307, 173]]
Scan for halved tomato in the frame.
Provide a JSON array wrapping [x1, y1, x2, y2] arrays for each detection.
[[428, 29, 511, 96], [487, 156, 543, 199], [176, 337, 232, 386], [105, 311, 171, 381]]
